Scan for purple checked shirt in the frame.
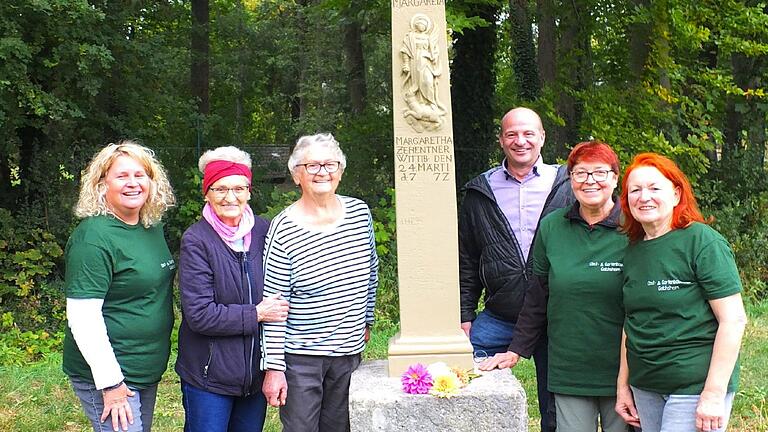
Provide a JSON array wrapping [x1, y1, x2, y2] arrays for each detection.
[[487, 156, 558, 261]]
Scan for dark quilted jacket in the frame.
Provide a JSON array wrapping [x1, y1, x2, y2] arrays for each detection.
[[458, 164, 574, 323]]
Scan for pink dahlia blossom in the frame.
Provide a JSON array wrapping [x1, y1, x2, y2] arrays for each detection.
[[401, 363, 433, 394]]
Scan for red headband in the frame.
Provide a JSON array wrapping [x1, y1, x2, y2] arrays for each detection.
[[202, 160, 252, 195]]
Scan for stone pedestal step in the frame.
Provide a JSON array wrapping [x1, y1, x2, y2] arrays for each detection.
[[350, 360, 528, 432]]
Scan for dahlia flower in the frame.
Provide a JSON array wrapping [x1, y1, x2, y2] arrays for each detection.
[[401, 363, 433, 394]]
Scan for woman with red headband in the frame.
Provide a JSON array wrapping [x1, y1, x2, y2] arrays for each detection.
[[615, 153, 747, 432], [175, 146, 289, 432]]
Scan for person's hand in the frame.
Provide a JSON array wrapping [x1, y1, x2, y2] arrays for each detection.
[[460, 321, 472, 337], [364, 326, 371, 343], [696, 390, 726, 431], [100, 383, 135, 431], [615, 385, 641, 428], [263, 370, 288, 407], [478, 351, 519, 371], [256, 294, 289, 322]]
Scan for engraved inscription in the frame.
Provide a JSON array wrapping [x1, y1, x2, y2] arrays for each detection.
[[392, 0, 446, 8], [395, 135, 453, 182]]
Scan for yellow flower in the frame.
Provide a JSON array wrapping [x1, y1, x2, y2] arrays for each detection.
[[430, 372, 462, 398]]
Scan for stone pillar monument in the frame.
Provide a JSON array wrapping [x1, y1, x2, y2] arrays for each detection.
[[348, 5, 528, 430], [386, 0, 473, 377]]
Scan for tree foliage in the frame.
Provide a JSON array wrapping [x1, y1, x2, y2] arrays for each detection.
[[0, 0, 766, 358]]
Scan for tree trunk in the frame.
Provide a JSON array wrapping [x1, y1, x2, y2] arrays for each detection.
[[718, 2, 767, 196], [235, 63, 244, 145], [0, 148, 14, 208], [651, 0, 671, 89], [509, 0, 539, 100], [17, 125, 42, 207], [550, 0, 593, 159], [191, 0, 210, 116], [234, 1, 246, 145], [628, 0, 651, 82], [451, 2, 500, 189], [536, 0, 556, 87], [724, 53, 766, 166], [343, 6, 366, 114], [291, 0, 310, 122]]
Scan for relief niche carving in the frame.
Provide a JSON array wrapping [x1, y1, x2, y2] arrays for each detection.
[[399, 13, 447, 133]]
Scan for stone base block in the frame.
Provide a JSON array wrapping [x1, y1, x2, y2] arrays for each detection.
[[349, 360, 528, 432]]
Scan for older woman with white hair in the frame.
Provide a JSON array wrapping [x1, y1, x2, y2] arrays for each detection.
[[261, 133, 379, 432], [64, 140, 175, 432], [175, 146, 289, 432]]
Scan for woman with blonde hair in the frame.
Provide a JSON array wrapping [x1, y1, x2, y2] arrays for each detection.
[[63, 140, 175, 432]]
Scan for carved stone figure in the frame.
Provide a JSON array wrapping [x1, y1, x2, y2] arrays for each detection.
[[400, 13, 446, 132]]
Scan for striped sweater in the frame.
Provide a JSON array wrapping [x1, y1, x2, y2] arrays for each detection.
[[260, 195, 379, 371]]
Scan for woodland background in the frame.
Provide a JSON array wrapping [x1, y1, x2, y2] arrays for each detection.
[[0, 0, 767, 369]]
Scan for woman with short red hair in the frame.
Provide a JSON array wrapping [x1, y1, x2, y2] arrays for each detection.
[[481, 141, 630, 432], [615, 153, 747, 432]]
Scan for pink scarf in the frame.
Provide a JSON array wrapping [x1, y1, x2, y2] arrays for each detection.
[[202, 202, 254, 251]]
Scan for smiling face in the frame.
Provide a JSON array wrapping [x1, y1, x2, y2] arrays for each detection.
[[293, 146, 343, 198], [570, 161, 618, 214], [103, 155, 150, 224], [498, 108, 545, 175], [205, 174, 251, 227], [626, 166, 681, 236]]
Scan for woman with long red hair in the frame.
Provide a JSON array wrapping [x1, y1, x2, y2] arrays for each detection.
[[615, 153, 747, 432]]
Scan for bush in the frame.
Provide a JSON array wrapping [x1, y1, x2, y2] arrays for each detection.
[[373, 255, 399, 328], [369, 188, 399, 327], [0, 209, 66, 365], [259, 187, 300, 220], [701, 187, 768, 301], [371, 188, 396, 258], [165, 167, 204, 253], [0, 309, 64, 366], [0, 209, 63, 299]]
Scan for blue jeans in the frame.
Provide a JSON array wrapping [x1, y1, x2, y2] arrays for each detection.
[[631, 386, 735, 432], [469, 310, 555, 432], [181, 380, 267, 432], [70, 377, 158, 432]]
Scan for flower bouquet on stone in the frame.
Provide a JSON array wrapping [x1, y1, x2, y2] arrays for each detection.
[[400, 362, 477, 398]]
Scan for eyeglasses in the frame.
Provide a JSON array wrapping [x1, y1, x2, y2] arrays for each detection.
[[570, 169, 614, 183], [297, 161, 341, 175], [208, 185, 250, 197]]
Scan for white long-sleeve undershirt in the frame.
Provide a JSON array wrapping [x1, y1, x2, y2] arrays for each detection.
[[66, 298, 124, 389]]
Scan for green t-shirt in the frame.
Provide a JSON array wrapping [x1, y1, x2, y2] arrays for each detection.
[[533, 205, 628, 396], [62, 216, 175, 388], [623, 222, 742, 394]]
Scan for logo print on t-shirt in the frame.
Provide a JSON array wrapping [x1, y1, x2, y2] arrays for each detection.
[[647, 279, 693, 291], [588, 261, 624, 272]]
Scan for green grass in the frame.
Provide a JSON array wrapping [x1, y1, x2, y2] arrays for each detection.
[[1, 302, 766, 431], [731, 300, 768, 431]]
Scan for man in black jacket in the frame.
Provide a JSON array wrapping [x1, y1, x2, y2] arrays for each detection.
[[459, 107, 573, 432]]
